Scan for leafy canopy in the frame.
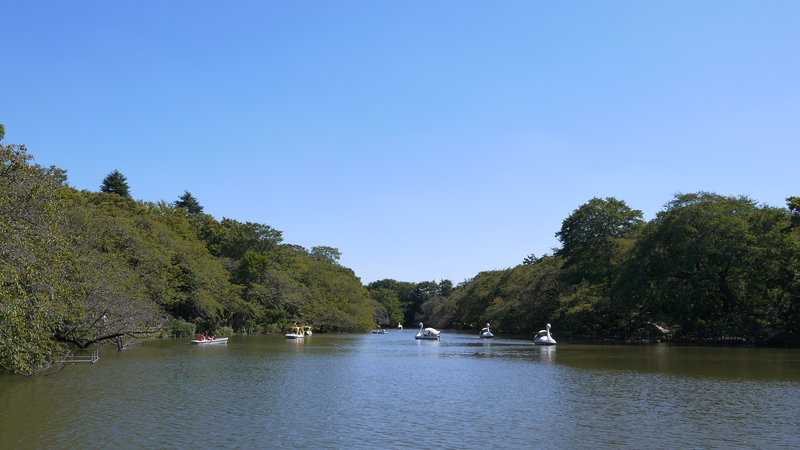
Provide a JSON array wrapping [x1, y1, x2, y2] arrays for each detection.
[[555, 197, 643, 283]]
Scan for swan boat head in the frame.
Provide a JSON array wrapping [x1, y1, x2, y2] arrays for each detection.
[[534, 323, 556, 345]]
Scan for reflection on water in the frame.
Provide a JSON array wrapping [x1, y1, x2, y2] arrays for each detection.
[[538, 344, 557, 364], [1, 332, 799, 449]]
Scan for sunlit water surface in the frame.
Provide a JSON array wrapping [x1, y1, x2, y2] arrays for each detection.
[[2, 331, 800, 449]]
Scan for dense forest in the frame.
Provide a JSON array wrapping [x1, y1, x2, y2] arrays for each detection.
[[1, 132, 382, 375], [3, 126, 800, 375], [416, 194, 800, 347]]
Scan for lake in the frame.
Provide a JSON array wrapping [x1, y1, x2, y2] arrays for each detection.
[[1, 330, 799, 449]]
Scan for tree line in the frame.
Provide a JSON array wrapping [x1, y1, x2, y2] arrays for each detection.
[[1, 134, 384, 375], [413, 194, 800, 345], [3, 125, 799, 374]]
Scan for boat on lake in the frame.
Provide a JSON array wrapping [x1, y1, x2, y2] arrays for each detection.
[[372, 327, 389, 334], [533, 323, 556, 345], [397, 322, 403, 330], [190, 337, 229, 345], [303, 326, 313, 336], [415, 322, 441, 340], [285, 326, 306, 339], [479, 323, 494, 339]]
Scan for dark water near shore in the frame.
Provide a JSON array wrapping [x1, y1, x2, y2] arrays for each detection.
[[1, 331, 799, 449]]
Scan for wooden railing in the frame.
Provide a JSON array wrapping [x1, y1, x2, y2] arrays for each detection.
[[64, 349, 100, 364]]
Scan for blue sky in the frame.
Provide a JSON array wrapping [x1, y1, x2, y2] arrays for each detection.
[[4, 1, 799, 285]]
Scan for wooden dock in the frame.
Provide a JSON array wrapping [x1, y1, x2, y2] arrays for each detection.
[[64, 349, 100, 364]]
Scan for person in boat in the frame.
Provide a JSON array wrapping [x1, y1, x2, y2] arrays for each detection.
[[210, 333, 216, 340], [198, 333, 205, 341]]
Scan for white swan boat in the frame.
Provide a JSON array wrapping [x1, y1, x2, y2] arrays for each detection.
[[533, 323, 556, 345], [479, 323, 494, 339], [285, 326, 306, 339], [415, 322, 441, 340], [303, 326, 313, 336], [397, 322, 403, 330], [190, 337, 229, 345]]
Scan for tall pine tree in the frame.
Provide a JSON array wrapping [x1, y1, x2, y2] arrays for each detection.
[[100, 169, 131, 198], [175, 190, 204, 215]]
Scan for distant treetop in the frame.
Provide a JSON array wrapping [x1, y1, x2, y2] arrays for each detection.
[[175, 190, 204, 216], [100, 169, 131, 198]]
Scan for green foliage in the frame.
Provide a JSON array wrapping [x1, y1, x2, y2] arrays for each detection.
[[419, 192, 800, 345], [235, 251, 271, 285], [0, 144, 385, 375], [366, 279, 417, 323], [175, 190, 204, 216], [522, 253, 539, 265], [786, 196, 800, 213], [406, 281, 439, 323], [556, 197, 643, 283], [222, 240, 373, 333], [420, 257, 565, 333], [6, 131, 800, 377], [290, 257, 374, 332], [216, 326, 233, 336], [613, 192, 798, 335], [218, 218, 283, 259], [66, 190, 236, 322], [0, 124, 5, 140], [310, 246, 341, 266], [168, 320, 196, 338], [788, 196, 800, 230], [1, 143, 79, 374], [371, 288, 404, 324], [438, 279, 454, 297], [100, 169, 131, 198], [553, 280, 610, 333]]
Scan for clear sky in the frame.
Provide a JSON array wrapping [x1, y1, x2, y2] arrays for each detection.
[[4, 1, 799, 285]]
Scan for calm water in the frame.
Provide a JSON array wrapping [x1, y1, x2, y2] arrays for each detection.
[[1, 331, 800, 449]]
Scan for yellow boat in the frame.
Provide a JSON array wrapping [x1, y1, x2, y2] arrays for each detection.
[[285, 326, 306, 339]]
